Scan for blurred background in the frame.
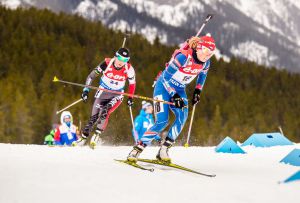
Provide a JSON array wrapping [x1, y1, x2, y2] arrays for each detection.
[[0, 0, 299, 145]]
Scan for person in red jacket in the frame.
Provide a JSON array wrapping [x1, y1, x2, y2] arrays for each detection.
[[73, 48, 136, 148]]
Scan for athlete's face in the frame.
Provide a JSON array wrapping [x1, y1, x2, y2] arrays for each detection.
[[114, 57, 126, 68], [196, 46, 215, 62], [145, 105, 153, 114]]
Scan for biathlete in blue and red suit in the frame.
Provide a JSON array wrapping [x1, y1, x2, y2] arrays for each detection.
[[127, 35, 216, 162], [73, 48, 136, 148]]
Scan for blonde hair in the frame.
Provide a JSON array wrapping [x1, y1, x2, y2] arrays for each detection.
[[187, 36, 201, 49]]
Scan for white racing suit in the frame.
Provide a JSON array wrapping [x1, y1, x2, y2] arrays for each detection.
[[82, 57, 136, 137]]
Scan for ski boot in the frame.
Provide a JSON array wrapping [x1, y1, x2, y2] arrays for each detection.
[[90, 129, 102, 149], [156, 137, 174, 163], [72, 134, 87, 146], [127, 143, 145, 163]]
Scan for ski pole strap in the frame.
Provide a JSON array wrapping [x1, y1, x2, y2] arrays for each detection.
[[53, 76, 174, 105]]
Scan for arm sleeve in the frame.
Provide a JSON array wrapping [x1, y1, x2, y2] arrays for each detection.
[[83, 61, 107, 92], [161, 53, 187, 96], [127, 66, 136, 97], [195, 61, 210, 90]]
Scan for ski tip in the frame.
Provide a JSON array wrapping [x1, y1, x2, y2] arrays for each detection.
[[53, 76, 59, 82]]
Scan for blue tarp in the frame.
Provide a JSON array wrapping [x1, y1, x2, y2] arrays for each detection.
[[241, 132, 293, 147], [215, 137, 246, 154], [283, 170, 300, 183], [280, 148, 300, 166]]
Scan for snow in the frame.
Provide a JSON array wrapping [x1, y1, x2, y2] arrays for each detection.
[[0, 0, 33, 9], [214, 48, 230, 63], [222, 22, 239, 31], [230, 41, 279, 67], [139, 25, 160, 44], [120, 0, 204, 27], [74, 0, 118, 23], [109, 20, 130, 33], [229, 0, 300, 46], [0, 143, 299, 203], [0, 0, 22, 9]]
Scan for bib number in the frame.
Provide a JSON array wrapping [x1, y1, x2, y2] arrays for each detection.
[[110, 80, 119, 86]]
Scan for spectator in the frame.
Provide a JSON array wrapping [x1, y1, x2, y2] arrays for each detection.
[[132, 101, 160, 144], [44, 129, 55, 146], [54, 111, 78, 146]]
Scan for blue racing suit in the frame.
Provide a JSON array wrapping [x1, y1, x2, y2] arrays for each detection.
[[132, 109, 160, 143], [140, 49, 210, 146]]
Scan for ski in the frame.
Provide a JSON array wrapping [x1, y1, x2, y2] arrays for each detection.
[[137, 159, 216, 177], [114, 159, 154, 172]]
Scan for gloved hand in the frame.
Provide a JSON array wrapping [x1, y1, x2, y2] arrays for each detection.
[[192, 88, 201, 105], [81, 90, 89, 103], [171, 93, 185, 108], [127, 98, 134, 107]]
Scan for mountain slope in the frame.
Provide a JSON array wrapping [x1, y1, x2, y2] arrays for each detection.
[[73, 0, 300, 71], [1, 0, 300, 71]]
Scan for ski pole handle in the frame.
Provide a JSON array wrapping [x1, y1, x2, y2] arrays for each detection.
[[56, 98, 83, 115], [196, 14, 214, 37]]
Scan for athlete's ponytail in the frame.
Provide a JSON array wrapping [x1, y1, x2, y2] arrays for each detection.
[[187, 36, 201, 50]]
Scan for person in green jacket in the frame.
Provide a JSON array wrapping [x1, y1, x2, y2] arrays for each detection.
[[44, 129, 55, 146]]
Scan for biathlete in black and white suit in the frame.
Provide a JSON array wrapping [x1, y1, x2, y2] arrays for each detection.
[[73, 48, 136, 148]]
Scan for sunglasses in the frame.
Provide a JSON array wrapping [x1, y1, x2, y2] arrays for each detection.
[[116, 53, 130, 63], [198, 46, 215, 56]]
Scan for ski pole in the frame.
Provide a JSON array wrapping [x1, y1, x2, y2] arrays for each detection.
[[184, 104, 196, 147], [196, 14, 214, 37], [184, 14, 214, 147], [129, 106, 139, 143], [56, 98, 83, 115], [121, 33, 138, 142], [53, 76, 174, 105], [121, 33, 139, 142], [121, 33, 130, 48]]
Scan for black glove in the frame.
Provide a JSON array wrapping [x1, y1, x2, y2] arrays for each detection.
[[127, 98, 134, 107], [171, 93, 185, 109], [192, 88, 201, 105], [81, 90, 89, 103]]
